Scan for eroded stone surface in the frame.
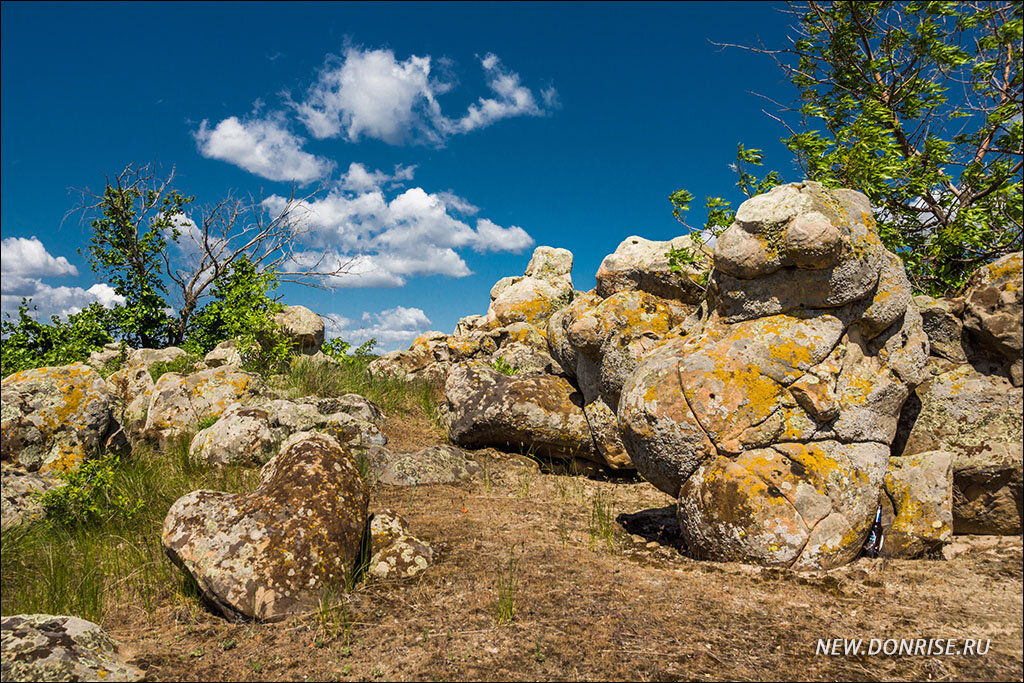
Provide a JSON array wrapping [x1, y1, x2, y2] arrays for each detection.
[[366, 445, 481, 486], [163, 432, 369, 621], [1, 465, 60, 530], [367, 509, 436, 580], [595, 235, 708, 303], [1, 364, 117, 474], [620, 183, 929, 569], [881, 451, 953, 558], [0, 614, 143, 682], [961, 251, 1023, 386]]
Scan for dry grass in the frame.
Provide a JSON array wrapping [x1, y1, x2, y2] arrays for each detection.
[[5, 396, 1021, 681], [103, 446, 1021, 681]]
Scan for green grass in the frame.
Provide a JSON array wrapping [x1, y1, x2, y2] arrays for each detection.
[[492, 549, 521, 625], [281, 355, 440, 419], [149, 354, 200, 383], [588, 489, 617, 554], [0, 434, 259, 623]]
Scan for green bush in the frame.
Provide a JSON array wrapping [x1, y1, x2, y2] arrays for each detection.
[[1, 300, 118, 377], [36, 453, 144, 528], [148, 354, 199, 382], [490, 356, 519, 376]]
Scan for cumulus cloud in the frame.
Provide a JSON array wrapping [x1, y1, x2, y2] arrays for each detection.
[[322, 306, 433, 351], [194, 115, 334, 183], [295, 48, 450, 145], [265, 178, 534, 289], [1, 237, 125, 320], [293, 47, 555, 146]]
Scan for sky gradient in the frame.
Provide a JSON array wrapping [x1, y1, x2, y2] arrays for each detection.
[[1, 1, 803, 350]]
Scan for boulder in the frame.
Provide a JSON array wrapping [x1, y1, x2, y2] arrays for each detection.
[[481, 246, 574, 328], [881, 451, 954, 558], [273, 305, 325, 355], [86, 342, 128, 370], [961, 251, 1023, 386], [595, 234, 709, 303], [619, 183, 930, 569], [143, 367, 266, 446], [367, 509, 436, 580], [1, 364, 118, 474], [366, 445, 481, 486], [1, 465, 60, 530], [189, 396, 387, 468], [0, 614, 143, 682], [162, 432, 369, 621], [445, 361, 600, 465], [896, 359, 1023, 534], [204, 340, 242, 369]]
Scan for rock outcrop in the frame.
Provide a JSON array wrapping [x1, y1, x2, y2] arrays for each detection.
[[365, 444, 482, 486], [274, 305, 325, 356], [1, 364, 121, 474], [619, 182, 930, 569], [188, 396, 387, 467], [0, 614, 143, 682], [1, 465, 61, 530], [162, 431, 369, 621], [895, 251, 1023, 535]]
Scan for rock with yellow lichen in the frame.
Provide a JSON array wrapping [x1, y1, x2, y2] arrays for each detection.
[[142, 367, 267, 447], [880, 451, 953, 558], [0, 614, 143, 682], [444, 360, 602, 465], [620, 182, 931, 569], [479, 246, 574, 329], [162, 431, 368, 622], [1, 364, 123, 474], [595, 234, 709, 304]]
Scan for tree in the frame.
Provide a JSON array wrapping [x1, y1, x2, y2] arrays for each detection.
[[75, 163, 190, 348], [71, 163, 354, 347], [763, 1, 1021, 293], [676, 1, 1022, 295]]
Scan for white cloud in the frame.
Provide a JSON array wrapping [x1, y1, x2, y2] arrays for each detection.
[[194, 115, 334, 183], [265, 180, 534, 289], [295, 48, 449, 145], [1, 236, 78, 280], [292, 47, 554, 146], [1, 237, 126, 321], [322, 306, 433, 351], [450, 54, 549, 134], [337, 162, 417, 193]]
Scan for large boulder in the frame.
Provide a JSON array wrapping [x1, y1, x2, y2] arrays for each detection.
[[162, 432, 369, 622], [273, 305, 325, 355], [960, 251, 1023, 386], [445, 361, 601, 465], [1, 364, 118, 474], [619, 182, 930, 569], [0, 614, 143, 682], [595, 234, 709, 303], [896, 359, 1023, 534], [142, 367, 266, 446]]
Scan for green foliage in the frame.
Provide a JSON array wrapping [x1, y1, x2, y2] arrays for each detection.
[[492, 548, 521, 625], [196, 415, 220, 431], [184, 258, 292, 376], [322, 337, 379, 365], [666, 144, 781, 280], [81, 168, 193, 348], [148, 354, 198, 383], [36, 452, 144, 528], [776, 1, 1021, 294], [1, 300, 117, 377], [490, 355, 520, 376]]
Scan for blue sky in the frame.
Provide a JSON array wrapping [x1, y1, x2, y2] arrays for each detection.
[[1, 1, 802, 350]]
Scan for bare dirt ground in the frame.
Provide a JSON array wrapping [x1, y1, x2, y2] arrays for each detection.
[[108, 412, 1024, 681]]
